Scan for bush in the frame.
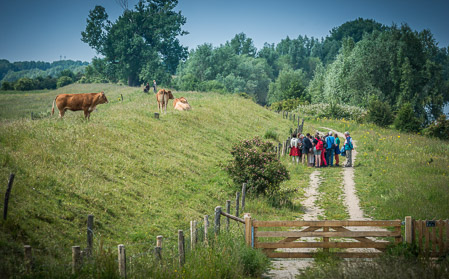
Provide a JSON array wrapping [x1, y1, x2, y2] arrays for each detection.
[[225, 137, 290, 194], [270, 98, 303, 112], [264, 128, 278, 141], [366, 99, 394, 127], [1, 81, 14, 90], [56, 76, 73, 88], [394, 103, 422, 133], [14, 77, 36, 90], [296, 103, 366, 121], [423, 114, 449, 140]]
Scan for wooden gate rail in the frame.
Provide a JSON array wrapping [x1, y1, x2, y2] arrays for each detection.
[[406, 217, 449, 257], [249, 219, 402, 259]]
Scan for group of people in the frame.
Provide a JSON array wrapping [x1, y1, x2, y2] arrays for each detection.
[[289, 131, 354, 168], [144, 80, 157, 93]]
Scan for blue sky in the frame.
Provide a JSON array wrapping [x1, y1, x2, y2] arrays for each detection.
[[1, 0, 448, 62]]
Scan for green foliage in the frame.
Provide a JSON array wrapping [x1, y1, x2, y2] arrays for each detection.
[[56, 76, 73, 88], [14, 77, 36, 91], [226, 137, 290, 194], [423, 114, 449, 140], [267, 68, 309, 105], [394, 103, 422, 132], [263, 128, 278, 141], [366, 98, 394, 127], [296, 103, 366, 121], [81, 1, 187, 86], [270, 98, 303, 112], [1, 81, 13, 90]]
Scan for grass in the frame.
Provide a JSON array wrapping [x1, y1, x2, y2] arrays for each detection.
[[0, 83, 304, 277]]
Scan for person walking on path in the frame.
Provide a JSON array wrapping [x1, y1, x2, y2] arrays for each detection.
[[325, 131, 335, 167], [289, 133, 300, 164], [344, 131, 354, 167], [334, 133, 341, 166], [153, 80, 157, 93]]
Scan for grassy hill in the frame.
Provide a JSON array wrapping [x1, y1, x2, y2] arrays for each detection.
[[0, 84, 301, 276]]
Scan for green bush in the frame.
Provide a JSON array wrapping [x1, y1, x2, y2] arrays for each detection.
[[56, 76, 73, 88], [423, 114, 449, 140], [1, 81, 14, 90], [14, 77, 36, 90], [270, 98, 303, 112], [264, 128, 278, 141], [366, 99, 394, 127], [225, 137, 290, 194], [394, 103, 422, 133], [296, 103, 366, 121]]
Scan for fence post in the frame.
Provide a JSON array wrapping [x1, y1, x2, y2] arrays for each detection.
[[190, 220, 197, 250], [244, 213, 252, 247], [241, 183, 247, 212], [214, 206, 221, 236], [226, 201, 231, 231], [405, 216, 413, 244], [118, 244, 126, 278], [155, 235, 163, 262], [120, 94, 123, 102], [204, 215, 209, 245], [86, 214, 94, 256], [24, 245, 32, 273], [278, 143, 281, 160], [3, 173, 15, 220], [72, 246, 81, 274], [235, 192, 240, 217], [178, 230, 185, 267]]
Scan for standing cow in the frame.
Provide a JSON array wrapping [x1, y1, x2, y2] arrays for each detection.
[[51, 91, 108, 119], [156, 89, 174, 114]]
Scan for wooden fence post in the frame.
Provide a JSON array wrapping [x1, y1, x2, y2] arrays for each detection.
[[278, 143, 281, 160], [120, 94, 123, 102], [72, 246, 81, 274], [24, 245, 32, 273], [178, 230, 185, 266], [244, 213, 252, 247], [241, 183, 247, 212], [190, 221, 197, 250], [118, 244, 126, 278], [87, 214, 94, 256], [3, 173, 15, 220], [214, 206, 221, 236], [226, 201, 231, 231], [155, 235, 163, 262], [405, 216, 413, 244], [235, 192, 240, 217], [204, 215, 209, 245]]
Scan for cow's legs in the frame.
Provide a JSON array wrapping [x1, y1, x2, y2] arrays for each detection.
[[59, 109, 65, 118], [84, 109, 90, 120]]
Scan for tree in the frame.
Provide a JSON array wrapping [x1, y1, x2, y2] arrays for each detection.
[[267, 68, 309, 105], [81, 0, 188, 86], [394, 103, 422, 132]]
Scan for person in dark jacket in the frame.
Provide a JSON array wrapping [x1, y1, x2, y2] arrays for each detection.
[[303, 133, 313, 167]]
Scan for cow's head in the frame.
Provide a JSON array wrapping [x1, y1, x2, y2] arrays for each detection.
[[99, 91, 108, 104], [167, 90, 174, 99]]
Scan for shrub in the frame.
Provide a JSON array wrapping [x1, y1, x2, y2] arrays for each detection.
[[394, 103, 422, 133], [1, 81, 14, 90], [296, 103, 366, 121], [14, 77, 36, 90], [270, 98, 303, 112], [264, 128, 278, 141], [423, 114, 449, 140], [366, 99, 394, 127], [56, 76, 73, 88], [225, 137, 290, 194]]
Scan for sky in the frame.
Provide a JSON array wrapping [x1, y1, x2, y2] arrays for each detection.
[[0, 0, 449, 63]]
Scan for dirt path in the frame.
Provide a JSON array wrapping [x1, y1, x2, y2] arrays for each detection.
[[266, 128, 370, 278], [265, 171, 322, 278]]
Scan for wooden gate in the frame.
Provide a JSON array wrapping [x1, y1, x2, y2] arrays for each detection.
[[405, 217, 449, 257], [246, 219, 402, 258]]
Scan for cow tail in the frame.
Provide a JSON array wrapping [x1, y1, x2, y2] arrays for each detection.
[[51, 98, 56, 116]]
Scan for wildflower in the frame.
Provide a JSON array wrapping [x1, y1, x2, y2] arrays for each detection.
[[398, 136, 400, 138]]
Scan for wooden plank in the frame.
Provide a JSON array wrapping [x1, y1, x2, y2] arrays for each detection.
[[330, 226, 387, 252], [438, 220, 444, 256], [264, 251, 382, 259], [446, 220, 449, 253], [431, 222, 437, 253], [263, 226, 320, 253], [417, 220, 423, 252], [244, 214, 252, 246], [252, 220, 401, 228], [255, 230, 401, 238], [395, 223, 402, 244], [220, 211, 244, 224], [256, 242, 390, 249], [405, 216, 412, 244], [424, 220, 430, 254]]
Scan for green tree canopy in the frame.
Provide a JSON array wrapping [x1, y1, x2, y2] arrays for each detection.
[[81, 0, 187, 86]]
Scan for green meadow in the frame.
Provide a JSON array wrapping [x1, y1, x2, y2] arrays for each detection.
[[1, 84, 449, 277]]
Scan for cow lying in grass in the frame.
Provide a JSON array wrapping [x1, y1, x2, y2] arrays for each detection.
[[51, 91, 108, 119], [156, 89, 174, 114], [173, 97, 191, 111]]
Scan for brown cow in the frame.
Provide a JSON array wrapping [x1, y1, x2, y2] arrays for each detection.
[[173, 97, 191, 111], [156, 89, 174, 114], [51, 91, 108, 119]]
